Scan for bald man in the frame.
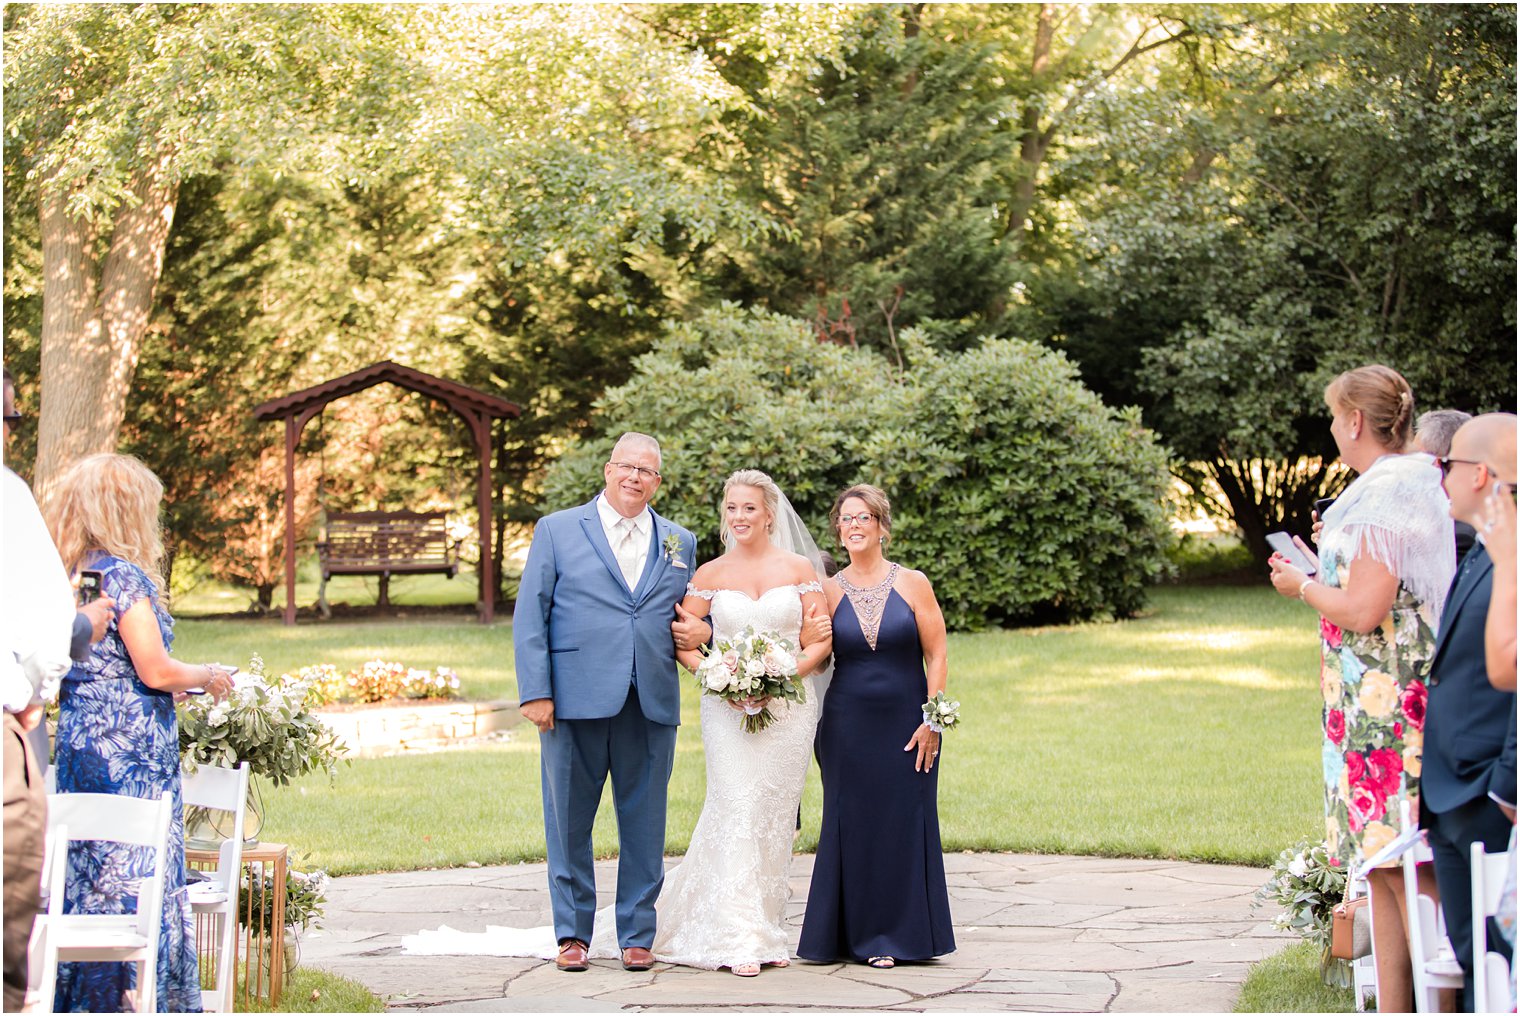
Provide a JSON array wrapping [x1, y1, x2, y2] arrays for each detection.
[[1421, 412, 1517, 1010]]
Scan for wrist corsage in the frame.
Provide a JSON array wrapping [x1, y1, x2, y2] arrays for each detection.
[[921, 690, 960, 733]]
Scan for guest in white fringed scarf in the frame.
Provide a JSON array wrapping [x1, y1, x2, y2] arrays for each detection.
[[1269, 364, 1456, 1014]]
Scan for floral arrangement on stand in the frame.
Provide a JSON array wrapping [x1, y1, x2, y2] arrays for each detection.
[[1254, 839, 1352, 986], [292, 659, 461, 707], [178, 654, 347, 844]]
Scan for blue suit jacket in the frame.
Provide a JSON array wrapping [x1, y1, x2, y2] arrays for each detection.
[[513, 498, 697, 726], [1421, 544, 1518, 814]]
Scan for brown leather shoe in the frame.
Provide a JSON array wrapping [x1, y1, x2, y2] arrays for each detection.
[[621, 946, 655, 971], [556, 939, 589, 972]]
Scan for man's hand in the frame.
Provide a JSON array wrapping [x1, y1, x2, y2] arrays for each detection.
[[671, 603, 711, 653], [800, 603, 831, 646], [521, 698, 555, 733], [78, 596, 115, 643]]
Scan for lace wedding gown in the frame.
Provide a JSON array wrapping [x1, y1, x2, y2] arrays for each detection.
[[402, 581, 821, 967], [640, 581, 821, 968]]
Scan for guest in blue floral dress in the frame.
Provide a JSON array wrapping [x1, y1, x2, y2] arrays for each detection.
[[44, 454, 235, 1013]]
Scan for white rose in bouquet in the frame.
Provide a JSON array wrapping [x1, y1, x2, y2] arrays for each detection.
[[763, 652, 783, 677], [744, 658, 766, 678], [703, 662, 732, 693]]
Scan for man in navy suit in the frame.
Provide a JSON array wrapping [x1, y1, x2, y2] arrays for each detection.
[[514, 433, 708, 972], [1421, 413, 1518, 1010]]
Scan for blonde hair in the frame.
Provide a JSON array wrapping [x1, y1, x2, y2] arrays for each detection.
[[45, 453, 167, 593], [1324, 365, 1415, 451], [830, 483, 893, 549], [720, 469, 782, 548]]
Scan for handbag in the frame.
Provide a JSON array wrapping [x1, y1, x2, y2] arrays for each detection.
[[1330, 894, 1372, 960]]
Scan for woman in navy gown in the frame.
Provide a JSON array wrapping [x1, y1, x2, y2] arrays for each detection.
[[45, 454, 235, 1012], [799, 484, 955, 969]]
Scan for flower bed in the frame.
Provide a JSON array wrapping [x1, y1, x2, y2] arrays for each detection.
[[289, 660, 461, 707]]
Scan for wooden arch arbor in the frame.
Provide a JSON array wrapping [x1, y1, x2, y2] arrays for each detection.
[[253, 361, 520, 625]]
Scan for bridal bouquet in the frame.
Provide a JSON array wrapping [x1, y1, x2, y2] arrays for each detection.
[[693, 624, 806, 733]]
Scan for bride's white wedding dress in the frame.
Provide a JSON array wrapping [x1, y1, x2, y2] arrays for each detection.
[[642, 581, 821, 968], [401, 581, 821, 967]]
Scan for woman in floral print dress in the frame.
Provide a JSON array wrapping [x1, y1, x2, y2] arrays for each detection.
[[45, 454, 236, 1012], [1270, 365, 1456, 1012]]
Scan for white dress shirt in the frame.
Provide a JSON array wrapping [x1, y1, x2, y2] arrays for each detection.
[[2, 468, 77, 713], [596, 494, 652, 590]]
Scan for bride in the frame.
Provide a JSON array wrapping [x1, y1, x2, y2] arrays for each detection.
[[655, 468, 833, 975]]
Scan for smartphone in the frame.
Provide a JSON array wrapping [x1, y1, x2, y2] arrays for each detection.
[[1313, 497, 1337, 520], [77, 570, 103, 606], [1266, 531, 1317, 575]]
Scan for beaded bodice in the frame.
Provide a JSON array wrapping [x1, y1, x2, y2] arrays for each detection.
[[835, 563, 900, 651]]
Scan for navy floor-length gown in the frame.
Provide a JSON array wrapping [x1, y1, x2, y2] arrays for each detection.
[[799, 575, 955, 962]]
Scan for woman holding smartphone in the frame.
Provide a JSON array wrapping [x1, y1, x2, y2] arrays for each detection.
[[44, 453, 234, 1013], [1267, 366, 1455, 1011]]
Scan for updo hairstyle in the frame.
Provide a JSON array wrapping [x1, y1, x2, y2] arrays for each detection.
[[720, 469, 783, 548], [1324, 365, 1416, 452], [830, 483, 893, 550]]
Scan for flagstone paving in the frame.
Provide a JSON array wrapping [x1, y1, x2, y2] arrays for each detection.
[[300, 852, 1291, 1012]]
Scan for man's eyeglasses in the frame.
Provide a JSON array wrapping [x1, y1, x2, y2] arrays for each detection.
[[610, 461, 661, 480], [1438, 456, 1484, 478], [838, 512, 876, 527]]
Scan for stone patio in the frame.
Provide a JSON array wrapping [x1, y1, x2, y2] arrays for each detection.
[[300, 851, 1292, 1012]]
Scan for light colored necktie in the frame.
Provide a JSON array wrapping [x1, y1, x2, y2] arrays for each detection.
[[615, 517, 641, 588]]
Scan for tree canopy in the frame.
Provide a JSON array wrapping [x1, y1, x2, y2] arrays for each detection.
[[3, 3, 1512, 612]]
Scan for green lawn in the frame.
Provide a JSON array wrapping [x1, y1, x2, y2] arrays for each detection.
[[172, 584, 1327, 876], [1235, 942, 1356, 1012]]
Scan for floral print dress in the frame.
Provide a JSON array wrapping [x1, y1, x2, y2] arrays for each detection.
[[53, 554, 202, 1012], [1317, 541, 1440, 870]]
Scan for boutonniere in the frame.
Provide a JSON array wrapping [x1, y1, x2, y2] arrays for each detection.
[[663, 533, 687, 568]]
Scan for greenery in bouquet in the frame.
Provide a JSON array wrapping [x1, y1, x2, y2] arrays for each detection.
[[295, 659, 461, 707], [1253, 840, 1347, 951], [693, 624, 805, 733], [179, 654, 347, 787], [243, 861, 328, 932]]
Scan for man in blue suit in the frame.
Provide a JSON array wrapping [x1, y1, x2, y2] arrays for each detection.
[[1421, 413, 1517, 1011], [514, 432, 709, 973]]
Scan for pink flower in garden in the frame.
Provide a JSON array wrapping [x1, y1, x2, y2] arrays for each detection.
[[1400, 681, 1427, 732], [1320, 616, 1343, 649], [1325, 709, 1346, 745]]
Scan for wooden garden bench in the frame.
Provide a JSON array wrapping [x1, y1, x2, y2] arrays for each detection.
[[315, 510, 462, 614]]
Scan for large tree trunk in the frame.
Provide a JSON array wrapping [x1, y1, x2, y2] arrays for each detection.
[[1004, 3, 1055, 240], [35, 151, 179, 502]]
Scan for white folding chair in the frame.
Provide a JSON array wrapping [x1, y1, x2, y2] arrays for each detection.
[[1402, 800, 1464, 1013], [1349, 874, 1376, 1011], [31, 791, 174, 1014], [181, 761, 250, 1013], [1471, 840, 1514, 1014]]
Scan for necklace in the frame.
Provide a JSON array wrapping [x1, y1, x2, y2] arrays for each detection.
[[836, 562, 900, 651]]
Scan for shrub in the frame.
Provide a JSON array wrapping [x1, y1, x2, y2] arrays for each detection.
[[540, 305, 1171, 629]]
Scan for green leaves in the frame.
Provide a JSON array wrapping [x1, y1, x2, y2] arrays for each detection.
[[541, 305, 1171, 630]]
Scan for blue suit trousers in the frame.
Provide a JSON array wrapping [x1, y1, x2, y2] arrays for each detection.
[[538, 685, 677, 947]]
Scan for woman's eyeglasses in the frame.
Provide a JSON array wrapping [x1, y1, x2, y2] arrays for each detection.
[[837, 512, 875, 527]]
